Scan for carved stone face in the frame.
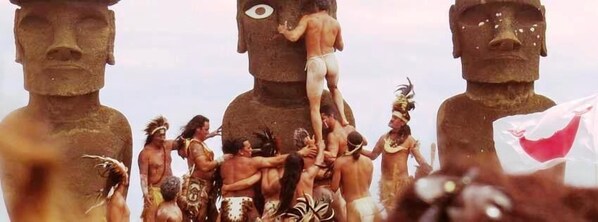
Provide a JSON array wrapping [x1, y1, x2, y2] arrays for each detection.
[[450, 0, 546, 83], [15, 2, 115, 96], [236, 0, 335, 82]]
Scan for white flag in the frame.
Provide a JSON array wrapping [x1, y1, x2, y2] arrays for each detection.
[[494, 94, 598, 187]]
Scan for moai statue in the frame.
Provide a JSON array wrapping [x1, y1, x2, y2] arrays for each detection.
[[1, 0, 132, 219], [224, 0, 354, 151], [437, 0, 555, 169]]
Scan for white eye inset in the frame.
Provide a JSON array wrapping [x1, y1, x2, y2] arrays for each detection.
[[245, 4, 274, 20]]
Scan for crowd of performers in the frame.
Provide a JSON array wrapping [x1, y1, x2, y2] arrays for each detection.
[[89, 81, 432, 222]]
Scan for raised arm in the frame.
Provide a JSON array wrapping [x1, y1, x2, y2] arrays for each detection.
[[222, 171, 262, 192], [360, 135, 384, 160], [254, 144, 316, 169], [307, 136, 325, 178], [278, 16, 309, 42]]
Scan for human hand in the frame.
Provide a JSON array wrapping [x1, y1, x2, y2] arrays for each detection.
[[206, 126, 222, 139], [277, 21, 288, 34], [143, 194, 153, 207]]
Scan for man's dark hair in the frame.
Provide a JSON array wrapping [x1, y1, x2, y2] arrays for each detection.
[[347, 131, 364, 160], [180, 115, 209, 139], [320, 104, 338, 117], [223, 137, 247, 155], [173, 115, 209, 150], [160, 176, 181, 202], [315, 0, 330, 10]]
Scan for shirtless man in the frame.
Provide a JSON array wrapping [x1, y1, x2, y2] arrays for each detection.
[[156, 176, 183, 222], [219, 138, 316, 221], [318, 104, 364, 222], [361, 86, 431, 213], [278, 0, 348, 148], [332, 132, 381, 222], [320, 104, 363, 162], [138, 116, 175, 222], [83, 155, 131, 222], [176, 115, 225, 221]]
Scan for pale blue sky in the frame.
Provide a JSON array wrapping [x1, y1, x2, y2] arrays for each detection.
[[1, 1, 597, 220]]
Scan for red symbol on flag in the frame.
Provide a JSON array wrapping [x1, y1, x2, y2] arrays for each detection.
[[509, 106, 593, 163]]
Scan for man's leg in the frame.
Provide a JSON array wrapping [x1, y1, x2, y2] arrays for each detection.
[[324, 54, 349, 126], [306, 57, 327, 148]]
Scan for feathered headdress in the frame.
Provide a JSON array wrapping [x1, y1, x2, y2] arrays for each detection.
[[393, 78, 416, 123], [144, 116, 169, 136], [253, 127, 280, 157], [82, 155, 129, 214]]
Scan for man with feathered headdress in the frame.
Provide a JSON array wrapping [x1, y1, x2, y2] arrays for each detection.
[[83, 155, 131, 222], [138, 116, 176, 222], [360, 78, 432, 215]]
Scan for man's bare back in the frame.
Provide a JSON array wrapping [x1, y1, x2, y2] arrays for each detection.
[[303, 11, 342, 58], [221, 156, 261, 197], [333, 155, 373, 203], [278, 1, 349, 148]]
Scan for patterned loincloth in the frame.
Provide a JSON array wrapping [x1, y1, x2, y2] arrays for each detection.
[[178, 177, 210, 218], [221, 197, 255, 222]]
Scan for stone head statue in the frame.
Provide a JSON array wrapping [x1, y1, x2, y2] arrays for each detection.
[[236, 0, 337, 82], [12, 0, 117, 96], [449, 0, 547, 83], [3, 0, 132, 220], [437, 0, 555, 171]]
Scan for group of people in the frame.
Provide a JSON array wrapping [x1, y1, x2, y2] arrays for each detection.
[[134, 0, 432, 221], [132, 83, 432, 222]]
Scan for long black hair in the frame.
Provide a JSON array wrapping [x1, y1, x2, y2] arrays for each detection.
[[275, 152, 304, 216], [173, 115, 209, 150]]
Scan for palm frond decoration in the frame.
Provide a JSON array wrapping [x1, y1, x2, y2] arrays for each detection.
[[282, 193, 334, 222]]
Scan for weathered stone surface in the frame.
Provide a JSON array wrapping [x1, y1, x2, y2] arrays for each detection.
[[225, 0, 354, 151], [438, 0, 555, 169], [1, 1, 131, 220], [223, 87, 354, 152]]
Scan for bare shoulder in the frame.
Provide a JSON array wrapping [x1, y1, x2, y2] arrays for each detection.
[[164, 140, 175, 151], [335, 156, 348, 167], [376, 134, 387, 144], [138, 147, 149, 159], [189, 142, 204, 156]]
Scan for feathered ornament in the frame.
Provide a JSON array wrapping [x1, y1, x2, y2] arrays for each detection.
[[253, 127, 280, 157], [393, 77, 416, 113], [293, 128, 310, 149], [282, 193, 335, 222], [144, 115, 169, 136], [82, 155, 129, 214]]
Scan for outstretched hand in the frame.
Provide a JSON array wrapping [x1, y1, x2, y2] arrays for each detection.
[[206, 126, 222, 139]]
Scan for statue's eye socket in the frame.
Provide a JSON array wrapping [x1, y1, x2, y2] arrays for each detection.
[[245, 4, 274, 19]]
